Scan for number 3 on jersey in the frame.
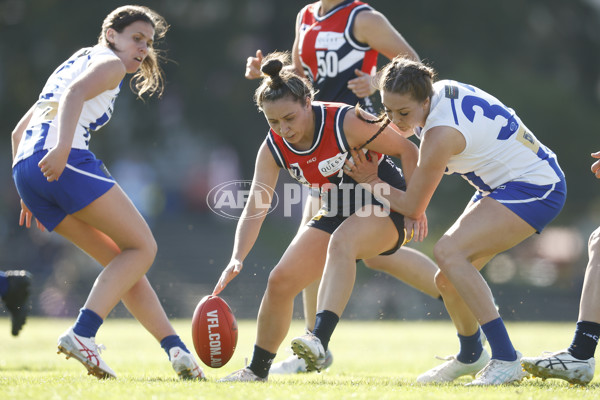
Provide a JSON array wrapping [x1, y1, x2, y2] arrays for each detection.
[[461, 94, 540, 153], [316, 50, 339, 79]]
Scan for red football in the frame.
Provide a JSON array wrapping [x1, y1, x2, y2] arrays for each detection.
[[191, 295, 238, 368]]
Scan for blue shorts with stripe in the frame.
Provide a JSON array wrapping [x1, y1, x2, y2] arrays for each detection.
[[471, 177, 566, 233], [12, 149, 115, 231]]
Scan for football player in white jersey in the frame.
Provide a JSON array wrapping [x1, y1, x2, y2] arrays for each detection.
[[11, 5, 204, 380], [244, 1, 487, 380], [521, 151, 600, 385], [340, 56, 566, 385]]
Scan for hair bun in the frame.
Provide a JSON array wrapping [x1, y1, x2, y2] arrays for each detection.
[[261, 59, 283, 78]]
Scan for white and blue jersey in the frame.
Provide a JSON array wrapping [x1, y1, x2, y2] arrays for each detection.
[[13, 46, 121, 166], [418, 80, 566, 232], [12, 45, 120, 231]]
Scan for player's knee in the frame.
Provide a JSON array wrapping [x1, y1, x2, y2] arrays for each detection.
[[433, 237, 460, 272], [266, 265, 299, 298], [327, 232, 354, 261], [137, 234, 158, 271]]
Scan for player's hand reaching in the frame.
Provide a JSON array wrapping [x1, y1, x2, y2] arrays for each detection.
[[245, 49, 264, 80], [347, 69, 376, 98], [344, 148, 380, 186], [19, 200, 45, 231], [213, 259, 243, 295]]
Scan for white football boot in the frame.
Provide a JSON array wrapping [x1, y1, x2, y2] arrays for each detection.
[[521, 350, 595, 385], [417, 349, 490, 383], [57, 328, 116, 379], [270, 348, 334, 374], [467, 351, 529, 385], [218, 367, 267, 382], [290, 333, 327, 372], [169, 347, 206, 380]]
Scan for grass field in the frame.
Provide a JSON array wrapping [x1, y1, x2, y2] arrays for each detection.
[[0, 318, 598, 399]]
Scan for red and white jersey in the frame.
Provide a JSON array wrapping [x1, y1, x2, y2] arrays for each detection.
[[266, 101, 382, 190], [297, 0, 378, 109]]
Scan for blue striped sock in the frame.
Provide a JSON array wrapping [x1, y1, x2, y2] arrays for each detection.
[[481, 317, 516, 361]]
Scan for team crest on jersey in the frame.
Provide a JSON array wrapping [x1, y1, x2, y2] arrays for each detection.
[[289, 163, 310, 186], [318, 153, 347, 177]]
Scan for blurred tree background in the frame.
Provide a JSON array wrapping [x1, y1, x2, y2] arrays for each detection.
[[1, 0, 599, 322]]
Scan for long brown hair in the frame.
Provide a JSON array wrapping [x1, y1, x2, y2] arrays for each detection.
[[99, 5, 169, 98]]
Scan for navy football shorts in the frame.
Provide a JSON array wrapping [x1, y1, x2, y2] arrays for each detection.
[[308, 206, 406, 256]]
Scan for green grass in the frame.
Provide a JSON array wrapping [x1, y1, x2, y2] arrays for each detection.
[[0, 318, 598, 399]]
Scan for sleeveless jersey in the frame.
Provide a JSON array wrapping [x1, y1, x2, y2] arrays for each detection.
[[266, 101, 381, 189], [297, 0, 378, 110], [14, 45, 122, 166], [417, 79, 564, 193]]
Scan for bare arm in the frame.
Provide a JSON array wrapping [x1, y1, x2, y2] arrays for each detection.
[[348, 10, 420, 98], [11, 105, 35, 161], [345, 126, 465, 219], [213, 141, 280, 294], [12, 104, 45, 231], [38, 56, 125, 182], [291, 9, 307, 78], [354, 10, 419, 61], [343, 108, 419, 183], [592, 151, 600, 178]]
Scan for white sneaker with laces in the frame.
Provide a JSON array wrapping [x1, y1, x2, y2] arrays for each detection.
[[270, 348, 334, 374], [57, 328, 116, 379], [290, 334, 327, 372], [467, 351, 528, 385], [417, 349, 490, 383], [521, 350, 595, 385], [169, 347, 206, 380], [218, 367, 267, 382]]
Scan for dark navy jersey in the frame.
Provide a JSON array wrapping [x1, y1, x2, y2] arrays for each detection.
[[297, 0, 378, 112]]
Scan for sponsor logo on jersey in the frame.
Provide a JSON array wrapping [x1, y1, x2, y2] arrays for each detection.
[[318, 153, 346, 177], [315, 31, 345, 51]]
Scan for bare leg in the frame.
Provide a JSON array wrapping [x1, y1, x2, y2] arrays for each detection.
[[578, 227, 600, 323], [317, 207, 399, 316], [299, 193, 322, 331], [54, 185, 174, 341], [363, 248, 439, 298], [434, 255, 492, 336], [302, 280, 319, 331], [255, 226, 330, 353], [433, 198, 535, 325]]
